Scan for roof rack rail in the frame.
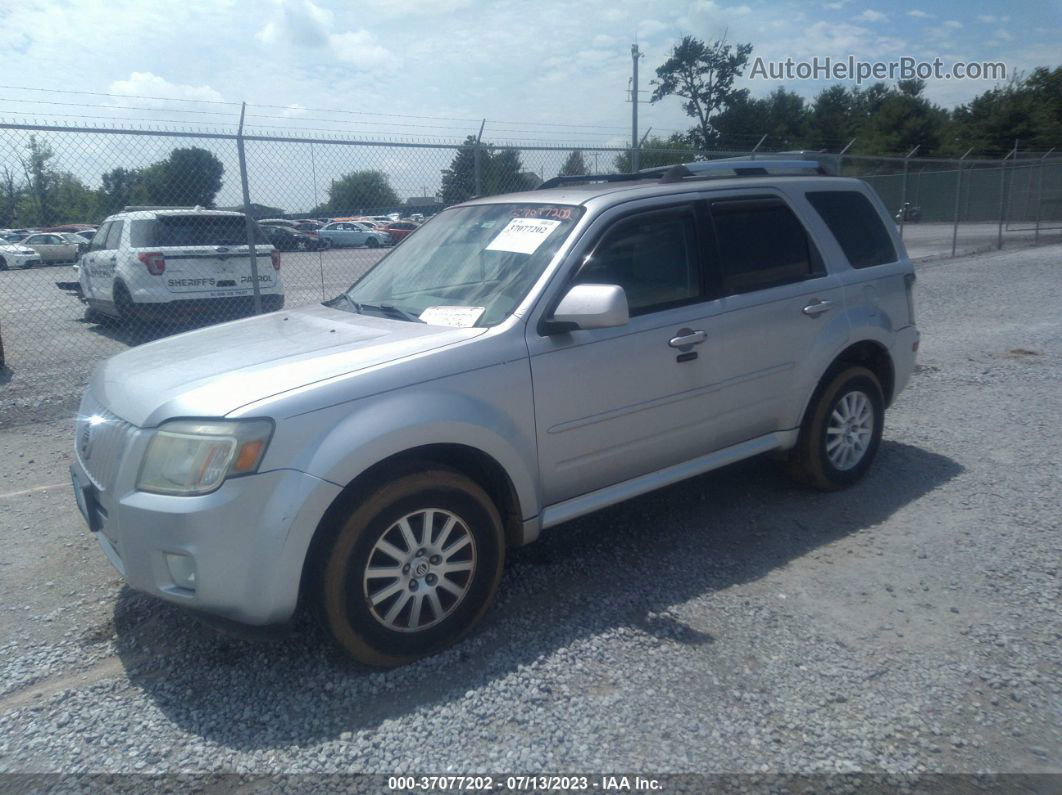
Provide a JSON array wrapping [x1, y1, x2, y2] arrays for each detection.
[[121, 205, 206, 211], [537, 152, 840, 191], [536, 172, 652, 190]]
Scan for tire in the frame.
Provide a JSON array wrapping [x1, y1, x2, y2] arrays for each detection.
[[112, 282, 144, 328], [0, 257, 7, 271], [366, 237, 380, 249], [320, 467, 505, 667], [786, 366, 884, 491]]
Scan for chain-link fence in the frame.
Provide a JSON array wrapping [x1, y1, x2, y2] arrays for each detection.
[[1, 119, 1060, 420]]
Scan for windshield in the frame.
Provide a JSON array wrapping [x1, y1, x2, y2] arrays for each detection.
[[339, 203, 583, 327]]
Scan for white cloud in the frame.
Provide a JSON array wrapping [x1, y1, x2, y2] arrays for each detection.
[[108, 72, 225, 106], [637, 19, 667, 38], [906, 10, 930, 18], [254, 0, 397, 70], [943, 20, 963, 28], [993, 28, 1014, 41], [975, 14, 1008, 23], [331, 30, 398, 69], [855, 9, 887, 22], [823, 0, 849, 8]]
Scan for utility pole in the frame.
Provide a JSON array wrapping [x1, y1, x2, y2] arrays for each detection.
[[631, 43, 642, 172]]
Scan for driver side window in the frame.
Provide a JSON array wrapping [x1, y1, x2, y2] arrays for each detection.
[[575, 206, 702, 316]]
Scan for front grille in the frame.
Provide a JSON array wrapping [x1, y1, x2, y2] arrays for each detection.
[[75, 393, 137, 492]]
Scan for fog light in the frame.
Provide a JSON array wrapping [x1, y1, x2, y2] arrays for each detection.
[[165, 553, 197, 591]]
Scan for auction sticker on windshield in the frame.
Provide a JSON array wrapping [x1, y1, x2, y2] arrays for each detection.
[[419, 305, 486, 327], [485, 218, 561, 255]]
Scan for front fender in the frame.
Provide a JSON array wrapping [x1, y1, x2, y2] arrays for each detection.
[[262, 360, 541, 521]]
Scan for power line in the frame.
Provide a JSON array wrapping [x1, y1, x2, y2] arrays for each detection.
[[0, 83, 668, 133]]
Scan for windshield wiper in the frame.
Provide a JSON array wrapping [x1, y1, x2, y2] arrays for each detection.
[[323, 293, 359, 313], [323, 294, 422, 322], [356, 302, 424, 323]]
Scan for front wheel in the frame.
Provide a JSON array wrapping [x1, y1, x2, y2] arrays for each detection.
[[786, 366, 884, 490], [0, 257, 7, 271], [366, 237, 380, 249], [320, 467, 505, 667]]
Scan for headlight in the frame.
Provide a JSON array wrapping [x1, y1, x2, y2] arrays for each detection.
[[136, 419, 274, 496]]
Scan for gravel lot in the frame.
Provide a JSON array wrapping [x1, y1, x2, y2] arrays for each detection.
[[0, 244, 1059, 778]]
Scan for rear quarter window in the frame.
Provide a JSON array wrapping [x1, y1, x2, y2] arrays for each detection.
[[130, 215, 264, 247], [806, 190, 897, 269]]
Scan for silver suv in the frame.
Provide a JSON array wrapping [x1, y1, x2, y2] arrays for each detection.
[[71, 159, 919, 667]]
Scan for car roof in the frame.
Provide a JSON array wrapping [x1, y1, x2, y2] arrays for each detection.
[[455, 174, 866, 213], [108, 209, 245, 221]]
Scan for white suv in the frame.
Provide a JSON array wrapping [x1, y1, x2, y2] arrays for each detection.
[[78, 208, 284, 324]]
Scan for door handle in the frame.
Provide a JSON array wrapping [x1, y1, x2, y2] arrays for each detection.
[[668, 329, 707, 348], [802, 299, 835, 317]]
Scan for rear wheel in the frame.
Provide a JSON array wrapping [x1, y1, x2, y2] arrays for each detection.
[[112, 282, 144, 328], [0, 257, 7, 271], [786, 366, 884, 490], [320, 468, 505, 667]]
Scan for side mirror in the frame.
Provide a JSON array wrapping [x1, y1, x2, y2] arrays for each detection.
[[545, 283, 629, 333]]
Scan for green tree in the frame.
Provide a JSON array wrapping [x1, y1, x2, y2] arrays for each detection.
[[855, 81, 947, 155], [139, 147, 224, 207], [808, 85, 858, 149], [559, 149, 588, 176], [650, 35, 754, 149], [613, 133, 699, 172], [100, 167, 147, 213], [712, 88, 809, 149], [485, 147, 537, 194], [441, 136, 478, 205], [18, 136, 55, 226], [320, 169, 399, 213], [0, 167, 22, 227]]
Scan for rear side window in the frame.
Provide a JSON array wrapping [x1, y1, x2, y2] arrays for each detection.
[[709, 198, 817, 293], [104, 221, 124, 251], [89, 222, 111, 251], [130, 215, 264, 247], [806, 191, 896, 268]]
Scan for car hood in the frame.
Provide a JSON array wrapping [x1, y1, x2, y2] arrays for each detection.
[[0, 243, 34, 253], [91, 304, 486, 427]]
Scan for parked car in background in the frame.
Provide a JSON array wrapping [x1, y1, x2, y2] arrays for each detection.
[[22, 232, 82, 264], [40, 224, 96, 234], [59, 232, 91, 258], [317, 221, 392, 248], [261, 223, 325, 251], [77, 208, 284, 325], [292, 219, 323, 233], [383, 221, 419, 242], [1, 229, 34, 243], [0, 239, 43, 269]]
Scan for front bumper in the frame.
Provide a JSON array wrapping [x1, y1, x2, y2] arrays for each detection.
[[72, 453, 342, 626], [6, 252, 41, 267]]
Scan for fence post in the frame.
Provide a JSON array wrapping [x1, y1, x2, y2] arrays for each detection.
[[1035, 148, 1054, 244], [898, 145, 919, 239], [838, 139, 856, 175], [236, 102, 263, 315], [997, 141, 1017, 250], [750, 134, 766, 161], [951, 148, 972, 258], [473, 118, 486, 196]]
